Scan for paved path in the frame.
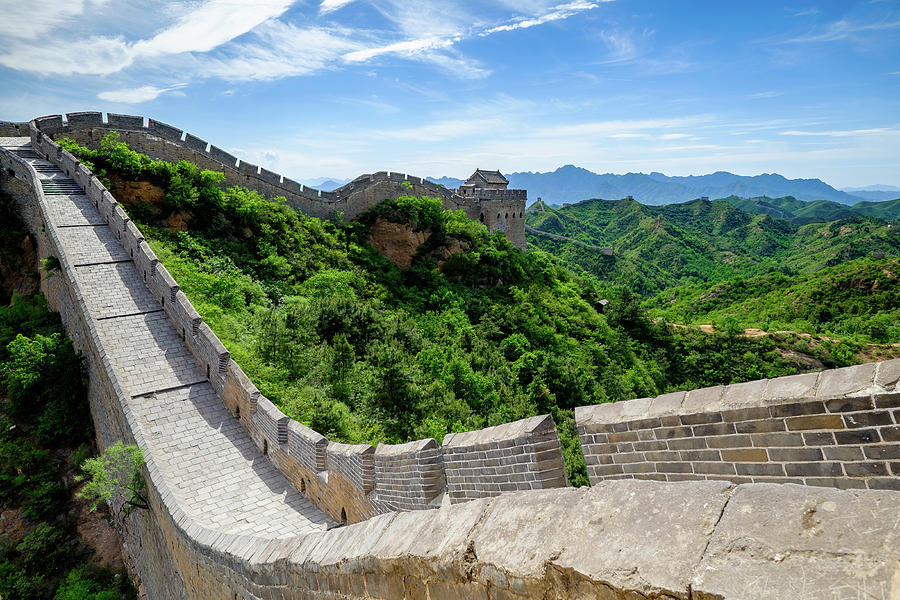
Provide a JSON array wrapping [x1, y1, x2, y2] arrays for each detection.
[[1, 137, 334, 537]]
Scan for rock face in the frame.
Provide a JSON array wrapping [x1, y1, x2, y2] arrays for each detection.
[[108, 176, 165, 206], [368, 217, 431, 269], [367, 217, 470, 269], [0, 232, 39, 303]]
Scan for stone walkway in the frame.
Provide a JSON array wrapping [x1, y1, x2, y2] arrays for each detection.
[[2, 137, 334, 537]]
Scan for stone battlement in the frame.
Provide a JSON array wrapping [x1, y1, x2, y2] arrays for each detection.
[[30, 112, 526, 248], [576, 362, 900, 490]]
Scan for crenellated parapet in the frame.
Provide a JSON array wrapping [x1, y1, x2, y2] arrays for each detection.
[[31, 112, 526, 248]]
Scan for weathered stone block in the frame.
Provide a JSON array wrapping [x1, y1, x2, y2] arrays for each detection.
[[148, 118, 183, 141], [106, 113, 144, 129], [66, 111, 103, 128], [816, 363, 878, 398], [693, 483, 900, 599]]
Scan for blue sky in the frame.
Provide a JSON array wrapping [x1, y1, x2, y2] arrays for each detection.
[[1, 0, 898, 187]]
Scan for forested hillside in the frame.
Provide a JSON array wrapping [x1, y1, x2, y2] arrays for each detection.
[[55, 133, 859, 486], [526, 197, 900, 295], [721, 195, 900, 223]]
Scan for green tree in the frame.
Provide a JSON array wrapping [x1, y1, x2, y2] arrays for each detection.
[[77, 443, 148, 515]]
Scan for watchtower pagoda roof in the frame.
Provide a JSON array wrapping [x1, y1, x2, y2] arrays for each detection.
[[464, 169, 509, 186]]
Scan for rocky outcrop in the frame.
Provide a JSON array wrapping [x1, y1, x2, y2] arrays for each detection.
[[368, 217, 432, 269], [0, 231, 39, 303], [367, 217, 470, 269]]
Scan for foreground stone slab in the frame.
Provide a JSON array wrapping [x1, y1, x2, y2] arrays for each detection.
[[471, 481, 733, 599], [692, 483, 900, 600]]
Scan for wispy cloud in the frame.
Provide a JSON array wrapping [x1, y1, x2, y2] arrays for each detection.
[[0, 0, 111, 40], [483, 1, 603, 34], [0, 35, 132, 75], [790, 8, 820, 17], [750, 91, 784, 99], [659, 133, 691, 140], [596, 28, 646, 63], [779, 128, 897, 136], [781, 18, 900, 43], [535, 116, 713, 138], [132, 0, 294, 57], [344, 36, 458, 62], [0, 0, 606, 84], [197, 21, 359, 81], [0, 0, 295, 76], [97, 84, 186, 103], [320, 0, 356, 14]]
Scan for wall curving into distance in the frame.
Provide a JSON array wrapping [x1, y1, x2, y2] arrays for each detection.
[[28, 112, 527, 249], [1, 118, 899, 599]]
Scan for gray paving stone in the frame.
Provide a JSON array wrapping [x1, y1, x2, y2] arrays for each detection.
[[12, 145, 335, 543], [95, 312, 206, 397], [76, 262, 160, 318], [44, 194, 104, 226], [57, 222, 130, 265]]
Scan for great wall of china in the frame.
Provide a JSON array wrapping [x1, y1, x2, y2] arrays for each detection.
[[4, 112, 527, 250], [1, 114, 899, 599]]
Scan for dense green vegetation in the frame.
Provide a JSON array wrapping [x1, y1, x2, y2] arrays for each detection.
[[526, 197, 900, 298], [720, 195, 900, 223], [647, 257, 900, 346], [56, 134, 853, 487]]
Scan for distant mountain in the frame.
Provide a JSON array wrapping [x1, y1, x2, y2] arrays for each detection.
[[842, 185, 900, 192], [427, 165, 872, 206], [847, 190, 900, 203], [497, 165, 868, 206], [426, 176, 464, 189], [300, 177, 351, 191]]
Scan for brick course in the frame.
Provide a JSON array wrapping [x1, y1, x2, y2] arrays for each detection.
[[577, 360, 900, 489]]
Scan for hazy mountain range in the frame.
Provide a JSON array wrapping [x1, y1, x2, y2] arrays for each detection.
[[427, 166, 899, 206]]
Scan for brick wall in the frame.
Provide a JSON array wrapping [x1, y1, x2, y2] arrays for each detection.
[[442, 414, 568, 503], [373, 438, 444, 511], [577, 362, 900, 490]]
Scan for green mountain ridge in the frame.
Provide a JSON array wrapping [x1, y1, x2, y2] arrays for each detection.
[[719, 194, 900, 223], [525, 196, 900, 295]]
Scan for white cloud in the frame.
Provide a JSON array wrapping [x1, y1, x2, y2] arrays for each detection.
[[97, 84, 186, 103], [659, 133, 690, 140], [320, 0, 356, 14], [484, 1, 602, 35], [535, 116, 712, 138], [779, 128, 896, 137], [344, 36, 458, 62], [782, 18, 900, 44], [132, 0, 295, 57], [199, 22, 360, 81], [750, 91, 783, 99], [0, 0, 295, 77], [379, 118, 506, 141], [0, 35, 132, 75], [0, 0, 110, 40]]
